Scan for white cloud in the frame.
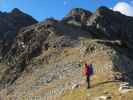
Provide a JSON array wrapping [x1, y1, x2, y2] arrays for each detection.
[[113, 2, 133, 16]]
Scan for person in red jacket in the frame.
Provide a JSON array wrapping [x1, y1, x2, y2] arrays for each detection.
[[82, 63, 93, 89]]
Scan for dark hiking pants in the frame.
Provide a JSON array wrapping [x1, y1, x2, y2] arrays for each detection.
[[86, 76, 90, 89]]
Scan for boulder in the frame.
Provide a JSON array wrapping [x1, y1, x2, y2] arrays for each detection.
[[71, 83, 80, 90], [94, 95, 112, 100], [119, 82, 133, 93]]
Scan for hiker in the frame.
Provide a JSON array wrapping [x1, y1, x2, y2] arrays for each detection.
[[82, 63, 94, 89]]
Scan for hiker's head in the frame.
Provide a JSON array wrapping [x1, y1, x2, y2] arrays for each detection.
[[85, 63, 88, 68]]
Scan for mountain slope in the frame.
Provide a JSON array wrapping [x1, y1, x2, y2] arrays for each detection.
[[0, 6, 133, 100]]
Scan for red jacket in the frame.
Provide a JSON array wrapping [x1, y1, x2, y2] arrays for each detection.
[[82, 64, 90, 76]]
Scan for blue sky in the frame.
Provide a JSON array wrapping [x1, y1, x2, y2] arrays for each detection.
[[0, 0, 132, 21]]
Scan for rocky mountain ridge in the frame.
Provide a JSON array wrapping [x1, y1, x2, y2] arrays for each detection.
[[0, 6, 133, 100], [0, 8, 38, 59]]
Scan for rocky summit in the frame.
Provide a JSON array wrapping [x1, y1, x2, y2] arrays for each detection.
[[0, 8, 38, 59], [0, 6, 133, 100]]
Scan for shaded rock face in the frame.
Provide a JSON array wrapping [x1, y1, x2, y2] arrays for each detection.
[[62, 7, 133, 44], [0, 8, 38, 58], [87, 6, 133, 42], [0, 8, 37, 39], [9, 8, 38, 31]]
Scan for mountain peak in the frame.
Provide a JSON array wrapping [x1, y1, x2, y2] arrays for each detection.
[[97, 6, 110, 11], [11, 8, 23, 15], [67, 8, 92, 17], [62, 8, 92, 26], [95, 6, 113, 15]]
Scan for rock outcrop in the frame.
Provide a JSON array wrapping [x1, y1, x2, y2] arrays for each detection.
[[0, 8, 38, 58], [87, 7, 133, 43], [0, 8, 37, 39], [62, 8, 92, 27]]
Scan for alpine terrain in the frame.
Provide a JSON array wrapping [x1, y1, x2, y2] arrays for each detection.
[[0, 6, 133, 100]]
